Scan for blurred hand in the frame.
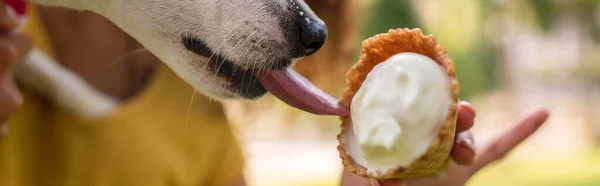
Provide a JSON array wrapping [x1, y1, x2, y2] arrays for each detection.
[[374, 103, 550, 186], [0, 1, 32, 139]]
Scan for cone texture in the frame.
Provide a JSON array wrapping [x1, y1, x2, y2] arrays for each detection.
[[337, 28, 460, 179]]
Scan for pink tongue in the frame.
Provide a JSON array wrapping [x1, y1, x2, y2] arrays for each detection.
[[258, 68, 350, 116]]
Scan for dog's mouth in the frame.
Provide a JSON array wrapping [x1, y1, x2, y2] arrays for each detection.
[[182, 36, 349, 116]]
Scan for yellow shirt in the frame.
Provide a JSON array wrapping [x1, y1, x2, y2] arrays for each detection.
[[0, 4, 244, 186]]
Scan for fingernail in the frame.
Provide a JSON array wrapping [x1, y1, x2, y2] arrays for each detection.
[[460, 101, 476, 118], [457, 132, 476, 154]]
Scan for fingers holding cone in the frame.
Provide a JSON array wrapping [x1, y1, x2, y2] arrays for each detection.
[[451, 102, 477, 165]]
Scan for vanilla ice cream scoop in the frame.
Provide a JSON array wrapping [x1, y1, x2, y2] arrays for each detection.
[[348, 52, 452, 176], [338, 28, 460, 179]]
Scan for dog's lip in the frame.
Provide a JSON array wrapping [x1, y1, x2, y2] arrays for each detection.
[[181, 36, 349, 116], [182, 36, 267, 98]]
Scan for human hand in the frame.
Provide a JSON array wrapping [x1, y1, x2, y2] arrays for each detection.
[[374, 103, 550, 186], [0, 1, 32, 138]]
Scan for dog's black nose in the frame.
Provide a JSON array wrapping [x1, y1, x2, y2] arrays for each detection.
[[299, 20, 327, 56]]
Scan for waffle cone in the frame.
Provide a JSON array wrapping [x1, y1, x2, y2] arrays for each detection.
[[336, 28, 460, 179]]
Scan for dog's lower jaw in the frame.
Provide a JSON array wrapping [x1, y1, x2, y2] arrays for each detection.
[[182, 62, 268, 100]]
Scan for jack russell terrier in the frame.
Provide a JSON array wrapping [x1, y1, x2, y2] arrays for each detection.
[[5, 0, 349, 119]]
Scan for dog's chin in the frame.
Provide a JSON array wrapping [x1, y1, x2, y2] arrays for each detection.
[[182, 36, 293, 100], [198, 82, 266, 100]]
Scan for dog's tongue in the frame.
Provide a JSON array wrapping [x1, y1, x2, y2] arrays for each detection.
[[258, 68, 350, 116]]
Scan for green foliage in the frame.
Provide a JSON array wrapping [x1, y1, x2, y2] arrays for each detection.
[[526, 0, 556, 32], [360, 0, 599, 100], [525, 0, 600, 41], [362, 0, 497, 100], [355, 0, 423, 63], [575, 0, 600, 42], [362, 0, 422, 39], [452, 42, 498, 100]]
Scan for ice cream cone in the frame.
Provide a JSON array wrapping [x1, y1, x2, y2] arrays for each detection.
[[337, 28, 460, 179]]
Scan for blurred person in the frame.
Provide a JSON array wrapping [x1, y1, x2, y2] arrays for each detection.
[[0, 1, 550, 186]]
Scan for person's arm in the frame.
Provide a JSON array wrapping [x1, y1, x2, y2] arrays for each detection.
[[340, 104, 550, 186], [0, 1, 32, 138]]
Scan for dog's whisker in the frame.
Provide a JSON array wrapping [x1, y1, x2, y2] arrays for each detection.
[[204, 30, 240, 65], [230, 50, 252, 80], [235, 102, 243, 114], [248, 61, 257, 94], [256, 35, 269, 46], [240, 67, 248, 91], [257, 97, 266, 108], [201, 18, 253, 71], [239, 52, 256, 94], [262, 52, 273, 79], [102, 48, 150, 76], [250, 35, 270, 83], [249, 54, 259, 80], [202, 28, 243, 71], [214, 30, 257, 76], [245, 53, 263, 95], [236, 26, 264, 85], [250, 35, 269, 69], [230, 64, 239, 79], [184, 91, 198, 129]]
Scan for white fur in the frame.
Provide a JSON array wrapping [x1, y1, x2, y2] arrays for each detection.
[[15, 0, 323, 118]]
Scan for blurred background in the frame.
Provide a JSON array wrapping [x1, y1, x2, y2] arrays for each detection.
[[222, 0, 600, 185]]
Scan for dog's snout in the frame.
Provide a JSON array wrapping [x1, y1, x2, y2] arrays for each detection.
[[299, 20, 327, 56]]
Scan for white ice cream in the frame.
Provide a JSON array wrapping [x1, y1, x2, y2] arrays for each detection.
[[348, 52, 452, 176]]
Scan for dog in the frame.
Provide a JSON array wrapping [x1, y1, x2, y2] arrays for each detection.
[[9, 0, 331, 118]]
